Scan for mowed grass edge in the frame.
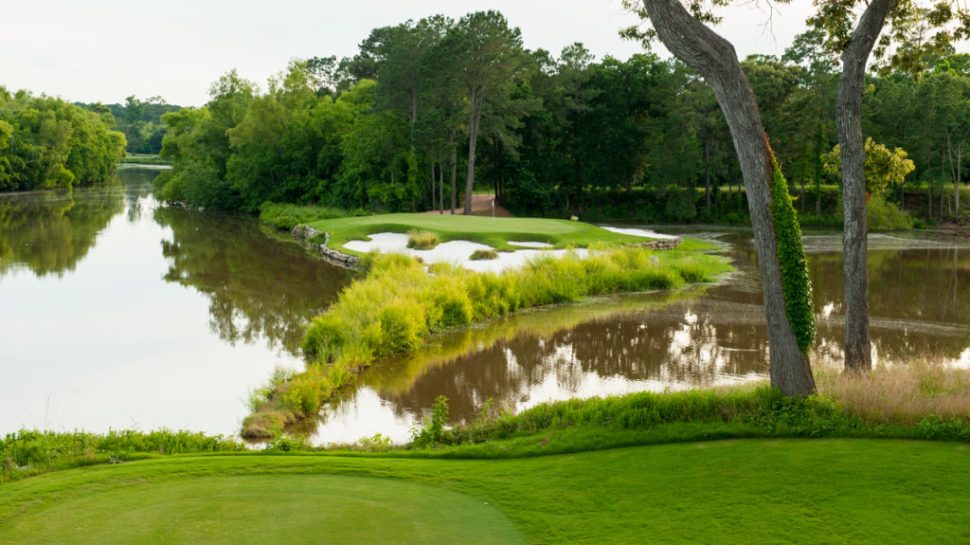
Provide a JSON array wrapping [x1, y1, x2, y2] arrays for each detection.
[[1, 439, 969, 544]]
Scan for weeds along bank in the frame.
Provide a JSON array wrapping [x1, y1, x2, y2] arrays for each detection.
[[242, 243, 732, 439], [7, 377, 970, 482]]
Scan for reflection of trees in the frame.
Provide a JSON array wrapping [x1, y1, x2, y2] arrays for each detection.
[[120, 169, 156, 222], [367, 238, 970, 425], [154, 206, 349, 355], [378, 297, 772, 423], [0, 184, 124, 277]]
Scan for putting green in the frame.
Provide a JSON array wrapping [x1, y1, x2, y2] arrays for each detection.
[[0, 474, 524, 545], [306, 213, 654, 253]]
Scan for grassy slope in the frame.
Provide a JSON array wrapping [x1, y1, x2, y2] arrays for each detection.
[[2, 439, 969, 544], [306, 213, 654, 254]]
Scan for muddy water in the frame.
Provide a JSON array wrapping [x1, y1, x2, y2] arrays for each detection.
[[314, 230, 970, 444]]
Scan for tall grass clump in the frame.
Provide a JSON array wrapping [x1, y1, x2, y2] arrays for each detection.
[[407, 230, 440, 249], [817, 363, 970, 425], [242, 246, 730, 438]]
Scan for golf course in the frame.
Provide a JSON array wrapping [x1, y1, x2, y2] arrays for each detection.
[[2, 439, 969, 544]]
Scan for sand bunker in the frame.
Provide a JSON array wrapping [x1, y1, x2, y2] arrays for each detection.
[[601, 226, 681, 240], [342, 232, 589, 273]]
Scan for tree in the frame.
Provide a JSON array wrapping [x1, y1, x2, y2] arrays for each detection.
[[809, 0, 970, 371], [446, 11, 529, 214], [622, 0, 816, 395], [822, 137, 915, 196]]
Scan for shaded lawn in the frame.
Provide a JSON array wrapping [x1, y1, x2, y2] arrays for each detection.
[[2, 439, 968, 544]]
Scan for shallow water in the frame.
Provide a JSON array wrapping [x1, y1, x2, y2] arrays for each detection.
[[0, 170, 349, 435], [2, 177, 968, 443]]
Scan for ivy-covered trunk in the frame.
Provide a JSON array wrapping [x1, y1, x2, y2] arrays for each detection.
[[642, 0, 816, 395]]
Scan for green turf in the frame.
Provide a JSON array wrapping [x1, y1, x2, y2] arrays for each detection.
[[306, 213, 658, 254], [2, 439, 968, 544]]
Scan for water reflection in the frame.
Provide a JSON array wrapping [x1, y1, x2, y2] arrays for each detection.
[[313, 231, 970, 444], [0, 170, 348, 435], [155, 207, 349, 355], [0, 185, 124, 277]]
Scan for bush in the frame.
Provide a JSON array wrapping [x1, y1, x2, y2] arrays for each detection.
[[469, 249, 498, 260], [259, 202, 364, 231], [867, 195, 913, 231]]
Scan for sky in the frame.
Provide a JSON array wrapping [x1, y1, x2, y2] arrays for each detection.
[[1, 0, 818, 107]]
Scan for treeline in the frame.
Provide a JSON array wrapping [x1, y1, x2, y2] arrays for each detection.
[[0, 88, 127, 192], [86, 96, 181, 154], [153, 11, 970, 223]]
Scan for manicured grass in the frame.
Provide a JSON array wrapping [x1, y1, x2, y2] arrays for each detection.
[[305, 213, 656, 254], [2, 439, 969, 544], [119, 153, 169, 166]]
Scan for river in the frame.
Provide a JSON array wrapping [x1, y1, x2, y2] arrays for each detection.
[[1, 170, 968, 442]]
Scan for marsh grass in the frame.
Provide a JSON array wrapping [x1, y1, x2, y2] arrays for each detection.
[[242, 246, 731, 438], [469, 249, 498, 260], [817, 364, 970, 425], [406, 230, 440, 250]]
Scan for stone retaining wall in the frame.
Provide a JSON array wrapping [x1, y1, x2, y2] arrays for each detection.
[[291, 224, 361, 270]]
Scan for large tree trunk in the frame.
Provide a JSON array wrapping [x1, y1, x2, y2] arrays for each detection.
[[450, 146, 457, 214], [464, 87, 483, 215], [837, 0, 896, 372], [438, 158, 445, 213], [643, 0, 815, 395]]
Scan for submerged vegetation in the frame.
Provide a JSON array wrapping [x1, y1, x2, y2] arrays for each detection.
[[243, 243, 730, 438]]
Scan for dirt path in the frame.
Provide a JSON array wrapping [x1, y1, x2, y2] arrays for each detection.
[[425, 194, 513, 217]]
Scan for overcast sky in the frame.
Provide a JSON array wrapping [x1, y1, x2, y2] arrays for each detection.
[[1, 0, 819, 107]]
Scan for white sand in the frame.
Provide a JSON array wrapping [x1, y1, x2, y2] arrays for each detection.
[[601, 226, 680, 240], [342, 232, 588, 273], [508, 241, 554, 248]]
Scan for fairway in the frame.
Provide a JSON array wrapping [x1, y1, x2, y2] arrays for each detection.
[[306, 213, 654, 253], [3, 439, 969, 544]]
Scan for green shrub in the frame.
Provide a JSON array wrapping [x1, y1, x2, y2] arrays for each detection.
[[769, 159, 815, 352], [407, 230, 439, 249], [867, 195, 913, 231], [469, 249, 498, 260]]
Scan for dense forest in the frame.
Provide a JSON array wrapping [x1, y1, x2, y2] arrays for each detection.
[[88, 96, 181, 154], [152, 11, 970, 225], [0, 88, 126, 192]]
